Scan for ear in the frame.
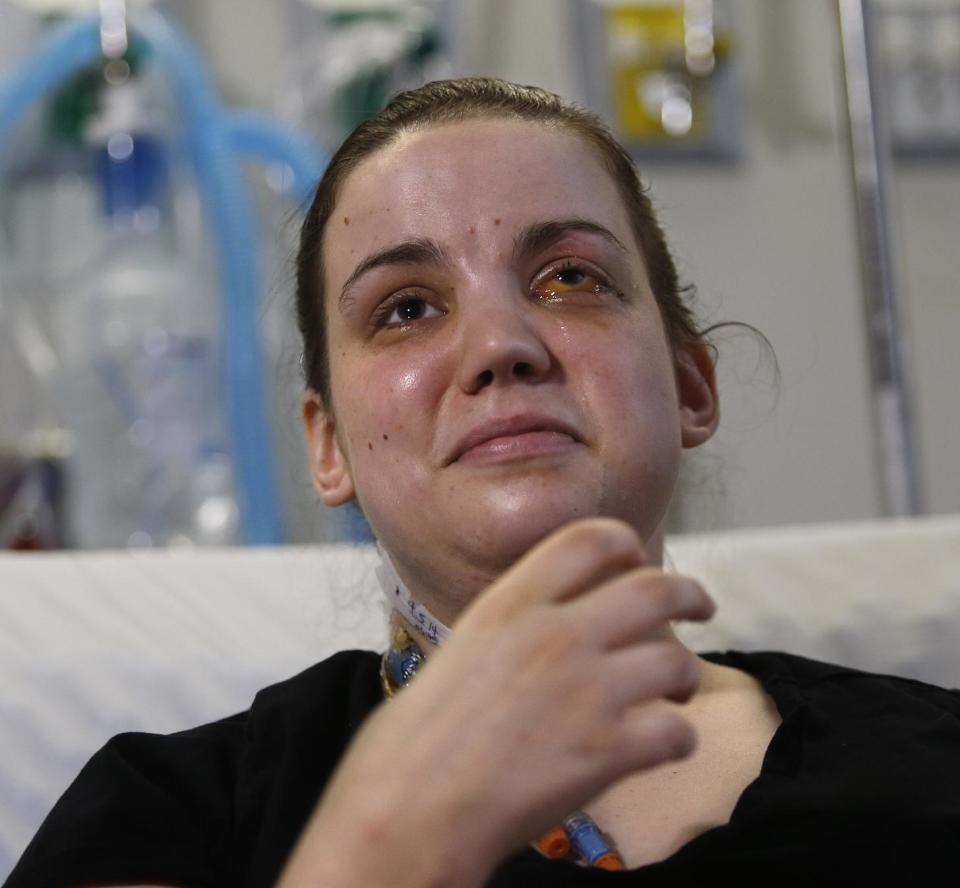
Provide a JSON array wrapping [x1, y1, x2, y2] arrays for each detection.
[[675, 341, 720, 449], [302, 389, 356, 507]]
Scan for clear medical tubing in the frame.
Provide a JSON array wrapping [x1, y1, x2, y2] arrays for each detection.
[[138, 10, 283, 545], [222, 111, 326, 207], [0, 13, 327, 544]]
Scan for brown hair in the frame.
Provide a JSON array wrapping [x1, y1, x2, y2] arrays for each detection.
[[296, 77, 705, 410]]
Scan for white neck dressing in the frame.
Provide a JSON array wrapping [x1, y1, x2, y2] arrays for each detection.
[[375, 541, 452, 646]]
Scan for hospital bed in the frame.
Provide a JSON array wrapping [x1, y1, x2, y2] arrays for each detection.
[[1, 514, 958, 878]]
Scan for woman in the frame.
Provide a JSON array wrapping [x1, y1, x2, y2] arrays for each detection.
[[7, 78, 959, 888]]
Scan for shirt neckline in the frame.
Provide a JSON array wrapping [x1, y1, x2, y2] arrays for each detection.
[[503, 649, 809, 879]]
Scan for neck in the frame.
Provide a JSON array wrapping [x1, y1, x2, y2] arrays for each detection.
[[376, 520, 739, 696], [387, 609, 743, 705], [378, 522, 670, 632]]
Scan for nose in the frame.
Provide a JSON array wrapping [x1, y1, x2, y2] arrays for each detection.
[[455, 286, 553, 394]]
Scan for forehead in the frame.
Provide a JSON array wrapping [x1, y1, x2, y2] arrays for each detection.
[[322, 117, 635, 279]]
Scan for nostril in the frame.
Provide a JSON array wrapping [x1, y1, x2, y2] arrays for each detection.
[[514, 362, 532, 378], [477, 369, 494, 387]]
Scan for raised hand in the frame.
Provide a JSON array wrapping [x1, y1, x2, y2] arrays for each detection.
[[277, 518, 716, 888]]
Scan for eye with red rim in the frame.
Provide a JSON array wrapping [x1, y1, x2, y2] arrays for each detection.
[[532, 259, 617, 302], [369, 258, 619, 330]]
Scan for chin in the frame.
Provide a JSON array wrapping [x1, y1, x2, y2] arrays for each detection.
[[452, 487, 608, 568], [473, 471, 673, 558]]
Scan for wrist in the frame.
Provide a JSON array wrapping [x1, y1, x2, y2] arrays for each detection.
[[278, 793, 493, 888]]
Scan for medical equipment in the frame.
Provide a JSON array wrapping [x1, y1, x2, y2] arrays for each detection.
[[0, 279, 70, 549], [572, 0, 741, 160], [838, 0, 924, 516], [277, 0, 457, 154], [0, 3, 326, 545]]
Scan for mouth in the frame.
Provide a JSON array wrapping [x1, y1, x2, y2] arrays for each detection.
[[456, 430, 580, 465], [449, 415, 582, 465]]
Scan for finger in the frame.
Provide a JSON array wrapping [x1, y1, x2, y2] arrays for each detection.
[[618, 706, 699, 774], [602, 640, 702, 711], [494, 518, 648, 611], [568, 569, 716, 650]]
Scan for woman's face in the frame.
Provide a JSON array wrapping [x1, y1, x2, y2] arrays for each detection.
[[305, 117, 717, 590]]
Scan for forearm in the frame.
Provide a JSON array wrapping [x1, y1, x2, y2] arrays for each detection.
[[275, 797, 493, 888]]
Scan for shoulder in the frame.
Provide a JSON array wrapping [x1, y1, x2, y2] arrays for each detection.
[[237, 648, 385, 777], [6, 649, 383, 888], [86, 649, 383, 781], [98, 648, 385, 800], [706, 649, 960, 720], [247, 647, 383, 723]]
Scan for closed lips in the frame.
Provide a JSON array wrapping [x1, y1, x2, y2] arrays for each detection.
[[449, 415, 581, 463]]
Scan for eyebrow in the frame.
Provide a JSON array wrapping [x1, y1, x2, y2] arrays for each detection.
[[513, 218, 629, 260], [339, 238, 449, 312], [337, 218, 628, 313]]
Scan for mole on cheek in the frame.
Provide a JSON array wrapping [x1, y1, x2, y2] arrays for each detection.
[[468, 225, 476, 235], [343, 217, 350, 225], [383, 433, 389, 440], [368, 441, 373, 450], [494, 218, 501, 226]]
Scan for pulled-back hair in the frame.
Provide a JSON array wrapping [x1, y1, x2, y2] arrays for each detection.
[[296, 77, 704, 409]]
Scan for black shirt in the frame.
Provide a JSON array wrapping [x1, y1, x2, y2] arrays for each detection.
[[6, 649, 960, 886]]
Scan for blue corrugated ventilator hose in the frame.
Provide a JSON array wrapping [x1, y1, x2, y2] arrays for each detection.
[[0, 13, 327, 545]]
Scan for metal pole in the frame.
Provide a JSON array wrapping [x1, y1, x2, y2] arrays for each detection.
[[836, 0, 924, 516]]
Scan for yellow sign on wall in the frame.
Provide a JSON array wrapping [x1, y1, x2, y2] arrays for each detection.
[[606, 2, 730, 144]]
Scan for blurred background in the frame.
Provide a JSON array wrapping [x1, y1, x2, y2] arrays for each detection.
[[1, 0, 957, 551]]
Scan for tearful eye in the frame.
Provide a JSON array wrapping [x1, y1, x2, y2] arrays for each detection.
[[535, 262, 613, 301], [555, 268, 588, 286]]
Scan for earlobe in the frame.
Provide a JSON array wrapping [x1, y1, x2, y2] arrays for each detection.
[[302, 390, 356, 506], [676, 342, 720, 449]]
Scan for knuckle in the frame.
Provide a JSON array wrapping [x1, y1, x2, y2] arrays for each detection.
[[577, 719, 622, 761], [527, 614, 585, 667]]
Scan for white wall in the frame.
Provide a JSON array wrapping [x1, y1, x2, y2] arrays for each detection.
[[893, 164, 960, 516]]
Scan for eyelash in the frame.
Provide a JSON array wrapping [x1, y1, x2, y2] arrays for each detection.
[[370, 259, 617, 330]]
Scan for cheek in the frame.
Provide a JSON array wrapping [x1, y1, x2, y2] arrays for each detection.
[[332, 348, 442, 454], [589, 341, 681, 495], [586, 330, 677, 412]]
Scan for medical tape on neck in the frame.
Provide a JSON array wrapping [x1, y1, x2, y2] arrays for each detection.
[[375, 541, 451, 646]]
